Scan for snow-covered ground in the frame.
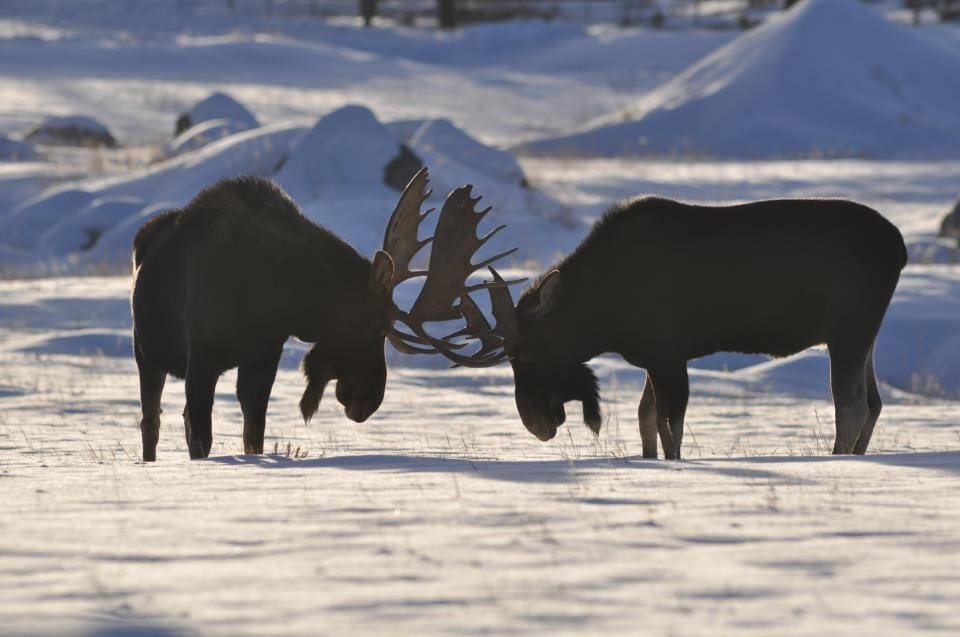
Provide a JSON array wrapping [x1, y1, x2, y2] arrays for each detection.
[[2, 1, 960, 635]]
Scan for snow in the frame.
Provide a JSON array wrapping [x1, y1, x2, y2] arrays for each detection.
[[176, 90, 259, 134], [23, 114, 116, 148], [517, 0, 960, 159], [1, 276, 960, 636], [162, 117, 253, 159], [0, 133, 37, 161], [2, 2, 960, 635]]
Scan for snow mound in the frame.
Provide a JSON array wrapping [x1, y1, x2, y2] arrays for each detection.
[[0, 189, 96, 250], [939, 197, 960, 240], [0, 124, 304, 275], [906, 238, 958, 264], [162, 118, 251, 159], [274, 105, 421, 201], [399, 118, 528, 188], [176, 91, 259, 135], [0, 135, 38, 161], [38, 196, 146, 257], [23, 115, 116, 148], [76, 202, 176, 274], [517, 0, 960, 159]]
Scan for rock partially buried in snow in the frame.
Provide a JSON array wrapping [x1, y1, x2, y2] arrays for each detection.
[[939, 197, 960, 243], [23, 115, 116, 148], [517, 0, 960, 159], [275, 105, 422, 201], [175, 91, 259, 136], [162, 118, 251, 159], [397, 118, 528, 188], [0, 135, 38, 161]]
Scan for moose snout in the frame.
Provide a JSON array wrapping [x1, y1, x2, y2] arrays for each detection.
[[336, 379, 383, 423], [516, 395, 564, 442]]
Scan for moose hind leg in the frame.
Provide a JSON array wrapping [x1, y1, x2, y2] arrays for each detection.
[[638, 376, 658, 459], [184, 357, 219, 460], [853, 344, 882, 455], [237, 341, 284, 455], [829, 344, 869, 455], [135, 343, 166, 463]]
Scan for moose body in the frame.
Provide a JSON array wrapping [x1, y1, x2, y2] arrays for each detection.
[[487, 196, 907, 459], [133, 171, 515, 461], [133, 178, 395, 460]]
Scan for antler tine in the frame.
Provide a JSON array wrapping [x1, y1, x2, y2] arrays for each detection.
[[406, 185, 516, 322], [450, 294, 502, 357], [386, 180, 518, 367], [487, 267, 521, 345], [387, 332, 435, 355], [382, 167, 433, 284]]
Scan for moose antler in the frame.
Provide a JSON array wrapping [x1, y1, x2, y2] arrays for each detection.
[[381, 169, 523, 366]]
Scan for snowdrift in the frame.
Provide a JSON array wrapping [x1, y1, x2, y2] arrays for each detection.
[[0, 105, 567, 276], [0, 135, 38, 161], [517, 0, 960, 159], [23, 115, 116, 148], [175, 91, 259, 135]]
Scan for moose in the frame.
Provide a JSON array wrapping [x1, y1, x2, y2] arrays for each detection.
[[461, 196, 908, 459], [132, 168, 515, 461]]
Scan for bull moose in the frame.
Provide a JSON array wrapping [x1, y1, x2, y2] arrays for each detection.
[[132, 168, 515, 461], [462, 196, 907, 459]]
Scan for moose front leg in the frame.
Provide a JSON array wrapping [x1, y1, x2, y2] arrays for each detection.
[[647, 365, 689, 460], [638, 376, 658, 459], [135, 339, 166, 463], [237, 340, 284, 455]]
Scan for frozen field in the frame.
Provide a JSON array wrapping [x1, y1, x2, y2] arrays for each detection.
[[1, 276, 960, 637], [2, 1, 960, 635]]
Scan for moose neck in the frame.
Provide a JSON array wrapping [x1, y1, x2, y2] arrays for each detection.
[[290, 240, 375, 346], [535, 256, 627, 365]]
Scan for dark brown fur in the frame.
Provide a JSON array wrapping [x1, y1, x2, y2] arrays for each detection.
[[507, 196, 907, 458], [132, 177, 391, 460]]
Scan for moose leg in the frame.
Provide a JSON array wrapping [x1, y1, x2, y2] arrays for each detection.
[[135, 339, 166, 463], [184, 356, 220, 460], [853, 343, 882, 455], [237, 341, 284, 455], [828, 343, 869, 455], [637, 376, 658, 459], [648, 365, 689, 460]]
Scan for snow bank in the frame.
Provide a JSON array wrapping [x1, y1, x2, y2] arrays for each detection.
[[162, 118, 251, 159], [517, 0, 960, 159], [275, 105, 419, 201], [0, 135, 38, 161], [175, 91, 259, 135], [0, 106, 565, 276], [400, 118, 528, 188], [38, 196, 146, 258], [76, 202, 176, 273], [23, 115, 117, 148]]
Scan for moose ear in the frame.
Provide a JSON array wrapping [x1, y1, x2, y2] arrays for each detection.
[[370, 250, 395, 294], [532, 270, 561, 317]]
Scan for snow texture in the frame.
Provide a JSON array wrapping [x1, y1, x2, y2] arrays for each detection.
[[176, 90, 259, 134], [1, 3, 960, 635], [517, 0, 960, 158], [23, 114, 116, 148], [0, 133, 37, 161]]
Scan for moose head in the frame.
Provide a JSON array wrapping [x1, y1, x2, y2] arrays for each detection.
[[298, 168, 523, 425]]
